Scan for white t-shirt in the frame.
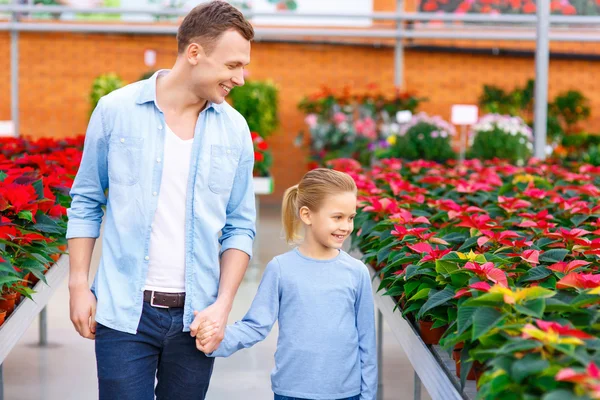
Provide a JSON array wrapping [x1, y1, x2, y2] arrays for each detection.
[[144, 124, 193, 293]]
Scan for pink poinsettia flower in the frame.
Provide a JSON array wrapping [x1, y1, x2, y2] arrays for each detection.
[[498, 196, 532, 213], [548, 260, 591, 274], [557, 272, 600, 290], [463, 261, 508, 287]]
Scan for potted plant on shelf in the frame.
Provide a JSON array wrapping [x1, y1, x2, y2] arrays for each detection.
[[252, 132, 274, 195]]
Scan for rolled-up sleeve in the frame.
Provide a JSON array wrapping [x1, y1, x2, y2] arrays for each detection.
[[66, 100, 109, 239], [219, 123, 256, 258]]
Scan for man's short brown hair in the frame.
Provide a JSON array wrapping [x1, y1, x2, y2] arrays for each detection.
[[177, 1, 254, 55]]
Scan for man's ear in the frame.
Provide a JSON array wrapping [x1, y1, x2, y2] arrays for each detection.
[[298, 206, 311, 226], [186, 42, 205, 66]]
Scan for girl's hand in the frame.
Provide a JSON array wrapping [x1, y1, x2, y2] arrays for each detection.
[[194, 318, 221, 352]]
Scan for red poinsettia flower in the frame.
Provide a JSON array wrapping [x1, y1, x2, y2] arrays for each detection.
[[477, 230, 522, 248], [406, 242, 451, 263], [534, 319, 594, 340], [556, 362, 600, 386], [455, 214, 498, 231], [548, 260, 591, 274], [361, 196, 400, 216], [546, 228, 592, 246], [463, 261, 508, 287], [389, 209, 430, 225], [498, 196, 532, 213], [454, 282, 492, 299], [557, 272, 600, 290]]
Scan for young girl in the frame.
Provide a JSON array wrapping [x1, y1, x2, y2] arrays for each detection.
[[195, 168, 377, 400]]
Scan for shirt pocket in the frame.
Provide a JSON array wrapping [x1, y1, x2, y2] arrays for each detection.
[[108, 136, 144, 186], [208, 145, 241, 194]]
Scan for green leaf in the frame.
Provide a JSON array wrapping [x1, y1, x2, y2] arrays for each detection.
[[457, 306, 477, 335], [472, 307, 504, 340], [405, 266, 435, 280], [536, 237, 559, 249], [511, 354, 549, 383], [515, 299, 546, 318], [17, 210, 33, 222], [418, 286, 456, 318], [571, 214, 590, 227], [572, 293, 600, 308], [32, 213, 62, 234], [539, 249, 569, 263], [542, 390, 587, 400], [498, 182, 515, 196], [30, 268, 47, 285], [522, 287, 555, 301], [458, 236, 479, 252], [519, 266, 551, 282], [409, 288, 431, 301], [33, 179, 44, 199], [377, 241, 396, 265], [500, 340, 543, 354], [463, 292, 504, 306], [545, 298, 575, 313], [435, 258, 459, 276], [384, 286, 404, 297], [404, 281, 421, 297], [0, 275, 20, 287]]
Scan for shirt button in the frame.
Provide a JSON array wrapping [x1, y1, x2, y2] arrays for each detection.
[[144, 256, 150, 261], [158, 125, 163, 130], [120, 138, 125, 143], [226, 149, 231, 154], [152, 191, 157, 196], [156, 158, 161, 163]]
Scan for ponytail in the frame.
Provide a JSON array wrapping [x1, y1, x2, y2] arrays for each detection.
[[282, 184, 300, 244]]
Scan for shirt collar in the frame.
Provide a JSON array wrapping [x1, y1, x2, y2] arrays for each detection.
[[136, 69, 223, 114]]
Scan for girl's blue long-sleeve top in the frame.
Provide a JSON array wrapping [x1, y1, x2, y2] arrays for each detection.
[[208, 248, 377, 400]]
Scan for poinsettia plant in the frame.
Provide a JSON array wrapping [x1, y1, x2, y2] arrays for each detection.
[[332, 156, 600, 399], [251, 131, 273, 177], [0, 136, 83, 311]]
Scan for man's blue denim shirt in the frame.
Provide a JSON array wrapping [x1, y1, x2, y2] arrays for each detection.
[[66, 71, 256, 334]]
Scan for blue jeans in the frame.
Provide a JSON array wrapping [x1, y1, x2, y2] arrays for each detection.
[[274, 395, 360, 400], [95, 302, 215, 400]]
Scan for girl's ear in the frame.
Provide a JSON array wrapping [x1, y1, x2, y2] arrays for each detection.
[[298, 206, 311, 226]]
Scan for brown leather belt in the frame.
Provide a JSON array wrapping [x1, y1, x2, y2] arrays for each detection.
[[143, 290, 186, 308]]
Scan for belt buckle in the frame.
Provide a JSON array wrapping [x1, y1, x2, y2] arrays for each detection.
[[150, 291, 169, 309]]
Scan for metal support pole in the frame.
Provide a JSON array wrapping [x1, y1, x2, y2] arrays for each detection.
[[414, 371, 422, 400], [394, 0, 404, 88], [0, 363, 4, 400], [10, 0, 19, 137], [39, 307, 48, 346], [376, 309, 383, 400], [459, 125, 467, 163], [534, 0, 550, 159]]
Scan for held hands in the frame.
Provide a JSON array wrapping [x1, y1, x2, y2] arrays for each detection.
[[192, 315, 221, 353], [189, 302, 229, 354]]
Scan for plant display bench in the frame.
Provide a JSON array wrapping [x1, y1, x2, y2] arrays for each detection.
[[0, 255, 69, 400], [371, 266, 477, 400]]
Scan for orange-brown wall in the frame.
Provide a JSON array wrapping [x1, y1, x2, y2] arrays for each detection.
[[0, 29, 598, 203]]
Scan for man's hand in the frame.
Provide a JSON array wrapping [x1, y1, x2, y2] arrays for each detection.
[[69, 285, 97, 340], [194, 318, 220, 353], [190, 301, 230, 353]]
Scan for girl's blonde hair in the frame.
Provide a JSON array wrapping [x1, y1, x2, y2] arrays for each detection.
[[282, 168, 357, 243]]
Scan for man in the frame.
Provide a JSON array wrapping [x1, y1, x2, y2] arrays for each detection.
[[66, 2, 256, 398]]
